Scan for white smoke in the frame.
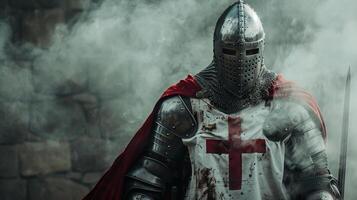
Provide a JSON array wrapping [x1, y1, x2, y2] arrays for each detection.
[[1, 0, 356, 198], [277, 0, 357, 198]]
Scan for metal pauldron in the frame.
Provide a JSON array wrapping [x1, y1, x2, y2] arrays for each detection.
[[263, 100, 318, 142], [146, 95, 197, 164], [124, 96, 197, 199], [155, 95, 197, 138]]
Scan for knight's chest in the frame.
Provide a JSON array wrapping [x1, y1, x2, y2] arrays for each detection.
[[182, 99, 286, 198], [187, 98, 270, 143]]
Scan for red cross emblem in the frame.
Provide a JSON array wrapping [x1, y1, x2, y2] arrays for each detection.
[[206, 116, 266, 190]]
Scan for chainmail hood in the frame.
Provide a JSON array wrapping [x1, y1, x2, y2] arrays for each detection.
[[194, 61, 277, 114]]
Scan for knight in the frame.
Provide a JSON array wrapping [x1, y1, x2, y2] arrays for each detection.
[[83, 1, 341, 200]]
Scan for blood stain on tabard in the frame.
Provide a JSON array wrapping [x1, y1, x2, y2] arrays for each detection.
[[197, 168, 217, 200], [202, 123, 217, 131], [248, 161, 255, 178]]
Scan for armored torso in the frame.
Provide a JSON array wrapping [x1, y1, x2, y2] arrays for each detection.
[[182, 98, 289, 200], [124, 77, 337, 200]]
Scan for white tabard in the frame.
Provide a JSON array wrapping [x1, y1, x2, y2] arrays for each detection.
[[182, 98, 289, 200]]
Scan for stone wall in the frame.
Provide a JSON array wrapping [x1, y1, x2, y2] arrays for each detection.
[[0, 1, 123, 200]]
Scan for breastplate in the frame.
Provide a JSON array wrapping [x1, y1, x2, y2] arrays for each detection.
[[182, 98, 289, 200]]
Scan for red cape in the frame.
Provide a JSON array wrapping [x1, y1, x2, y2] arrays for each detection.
[[83, 74, 326, 200]]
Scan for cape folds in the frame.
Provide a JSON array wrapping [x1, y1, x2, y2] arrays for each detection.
[[83, 74, 326, 200]]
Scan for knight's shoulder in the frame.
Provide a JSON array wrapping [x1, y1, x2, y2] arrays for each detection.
[[271, 99, 311, 119], [156, 95, 197, 138], [263, 99, 312, 141]]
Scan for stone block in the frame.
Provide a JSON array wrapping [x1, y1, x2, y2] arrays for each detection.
[[0, 64, 33, 101], [0, 179, 26, 200], [82, 172, 101, 184], [21, 8, 65, 47], [0, 146, 18, 178], [71, 93, 101, 138], [88, 64, 126, 100], [99, 98, 145, 142], [98, 99, 123, 139], [32, 60, 88, 96], [86, 122, 102, 138], [28, 177, 88, 200], [0, 101, 29, 144], [71, 137, 112, 172], [29, 97, 87, 140], [66, 172, 82, 181], [18, 141, 71, 176], [71, 93, 99, 123]]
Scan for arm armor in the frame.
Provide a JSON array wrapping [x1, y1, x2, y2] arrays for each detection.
[[263, 100, 340, 200], [124, 96, 197, 199]]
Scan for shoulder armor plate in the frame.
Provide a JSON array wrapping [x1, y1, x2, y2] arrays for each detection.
[[156, 95, 197, 139], [263, 99, 317, 141]]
